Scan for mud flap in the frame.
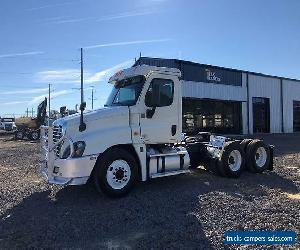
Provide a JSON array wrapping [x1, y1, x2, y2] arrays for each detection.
[[268, 145, 274, 171]]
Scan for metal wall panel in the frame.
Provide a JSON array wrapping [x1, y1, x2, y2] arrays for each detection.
[[282, 80, 300, 133], [248, 74, 281, 133], [242, 73, 248, 134], [181, 81, 246, 101]]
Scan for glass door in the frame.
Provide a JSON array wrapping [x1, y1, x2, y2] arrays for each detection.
[[293, 101, 300, 132], [252, 97, 270, 133]]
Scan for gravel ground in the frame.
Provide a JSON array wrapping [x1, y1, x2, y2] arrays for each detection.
[[0, 132, 299, 249]]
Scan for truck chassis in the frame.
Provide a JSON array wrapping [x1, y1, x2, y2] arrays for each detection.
[[41, 126, 273, 197]]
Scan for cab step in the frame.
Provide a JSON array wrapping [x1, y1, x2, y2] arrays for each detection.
[[150, 169, 190, 179]]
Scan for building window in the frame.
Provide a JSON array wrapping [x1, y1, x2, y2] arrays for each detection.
[[252, 97, 270, 133], [293, 100, 300, 132], [182, 98, 242, 135]]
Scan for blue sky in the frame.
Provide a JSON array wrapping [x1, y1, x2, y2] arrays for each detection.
[[0, 0, 299, 116]]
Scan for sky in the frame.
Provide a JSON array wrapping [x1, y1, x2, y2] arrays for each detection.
[[0, 0, 299, 117]]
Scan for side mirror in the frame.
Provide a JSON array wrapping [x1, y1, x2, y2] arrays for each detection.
[[80, 102, 86, 111]]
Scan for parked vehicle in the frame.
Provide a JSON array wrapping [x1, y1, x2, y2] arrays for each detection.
[[0, 117, 17, 131], [15, 98, 47, 140], [41, 65, 273, 197]]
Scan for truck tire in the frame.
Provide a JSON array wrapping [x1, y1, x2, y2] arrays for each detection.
[[240, 139, 252, 153], [246, 140, 271, 173], [218, 141, 245, 178], [94, 148, 138, 197], [29, 130, 40, 141], [15, 130, 24, 140]]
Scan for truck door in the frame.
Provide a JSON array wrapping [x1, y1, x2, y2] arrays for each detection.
[[139, 75, 181, 144]]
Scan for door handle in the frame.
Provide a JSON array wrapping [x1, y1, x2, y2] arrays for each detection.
[[171, 125, 176, 136]]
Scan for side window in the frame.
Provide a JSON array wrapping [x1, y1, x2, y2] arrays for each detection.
[[145, 79, 174, 107]]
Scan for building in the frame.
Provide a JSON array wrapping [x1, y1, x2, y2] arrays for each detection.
[[134, 57, 300, 135]]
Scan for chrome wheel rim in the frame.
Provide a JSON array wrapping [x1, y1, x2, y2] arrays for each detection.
[[106, 160, 131, 190], [228, 150, 242, 172], [255, 147, 267, 167], [32, 132, 39, 140], [16, 132, 23, 139]]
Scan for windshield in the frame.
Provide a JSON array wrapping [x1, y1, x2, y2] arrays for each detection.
[[105, 75, 145, 107]]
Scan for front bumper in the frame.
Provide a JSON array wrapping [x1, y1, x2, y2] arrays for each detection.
[[40, 126, 98, 186]]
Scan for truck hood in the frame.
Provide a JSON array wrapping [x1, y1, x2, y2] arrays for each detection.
[[54, 106, 129, 128]]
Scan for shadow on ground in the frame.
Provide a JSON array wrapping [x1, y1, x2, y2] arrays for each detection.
[[0, 167, 298, 249]]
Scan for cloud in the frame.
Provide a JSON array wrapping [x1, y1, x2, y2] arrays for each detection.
[[36, 69, 80, 84], [2, 101, 28, 105], [2, 88, 48, 95], [0, 51, 44, 59], [84, 38, 171, 49], [26, 2, 75, 11], [43, 9, 159, 25], [36, 60, 133, 84], [85, 60, 133, 83], [97, 10, 157, 22], [29, 90, 71, 105], [50, 17, 94, 24]]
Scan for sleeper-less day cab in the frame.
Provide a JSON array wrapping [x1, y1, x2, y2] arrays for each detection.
[[41, 65, 273, 197]]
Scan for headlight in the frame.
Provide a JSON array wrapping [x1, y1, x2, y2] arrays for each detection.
[[72, 141, 86, 158], [61, 141, 86, 159]]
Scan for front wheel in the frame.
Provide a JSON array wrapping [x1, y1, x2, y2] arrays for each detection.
[[94, 148, 138, 197], [29, 130, 40, 141], [15, 130, 24, 140]]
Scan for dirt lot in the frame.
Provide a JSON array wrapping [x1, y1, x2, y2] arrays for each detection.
[[0, 132, 299, 249]]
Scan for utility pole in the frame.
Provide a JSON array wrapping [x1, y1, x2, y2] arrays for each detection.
[[48, 83, 51, 125], [91, 88, 94, 109], [81, 48, 84, 107], [31, 108, 34, 117], [79, 48, 86, 132], [26, 108, 29, 117], [88, 86, 97, 110]]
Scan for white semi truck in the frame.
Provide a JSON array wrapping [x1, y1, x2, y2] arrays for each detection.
[[41, 65, 273, 197]]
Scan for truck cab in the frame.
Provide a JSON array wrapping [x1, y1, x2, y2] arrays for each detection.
[[41, 65, 273, 197], [0, 117, 17, 131]]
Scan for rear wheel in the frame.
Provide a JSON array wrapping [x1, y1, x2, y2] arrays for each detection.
[[240, 139, 252, 153], [15, 130, 24, 140], [246, 140, 270, 173], [218, 141, 245, 178], [94, 148, 138, 197], [29, 130, 40, 141]]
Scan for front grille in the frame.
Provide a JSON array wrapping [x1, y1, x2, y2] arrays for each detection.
[[53, 125, 63, 157], [5, 124, 13, 131]]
